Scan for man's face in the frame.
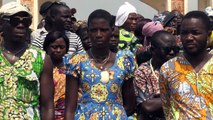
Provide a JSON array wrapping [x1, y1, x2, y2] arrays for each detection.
[[153, 35, 179, 62], [88, 18, 112, 49], [2, 12, 31, 43], [123, 13, 137, 32], [180, 18, 210, 55], [53, 6, 71, 31]]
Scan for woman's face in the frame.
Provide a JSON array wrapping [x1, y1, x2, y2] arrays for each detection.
[[88, 18, 112, 49], [47, 37, 67, 61], [123, 13, 137, 32]]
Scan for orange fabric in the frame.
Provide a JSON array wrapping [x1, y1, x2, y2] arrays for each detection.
[[160, 55, 213, 120]]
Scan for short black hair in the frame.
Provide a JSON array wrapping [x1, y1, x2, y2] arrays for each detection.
[[88, 9, 113, 28], [49, 2, 70, 17], [181, 11, 210, 31], [151, 30, 175, 47], [43, 31, 70, 53], [39, 1, 53, 16]]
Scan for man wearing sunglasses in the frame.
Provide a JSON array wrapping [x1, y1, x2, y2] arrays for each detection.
[[31, 2, 84, 54], [134, 30, 179, 119], [0, 2, 54, 119], [160, 11, 213, 119]]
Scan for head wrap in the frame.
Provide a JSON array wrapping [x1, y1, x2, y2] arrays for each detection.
[[115, 2, 137, 26], [142, 21, 164, 37], [142, 22, 164, 46], [0, 1, 31, 17]]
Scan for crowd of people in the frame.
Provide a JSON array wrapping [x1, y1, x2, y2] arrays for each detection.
[[0, 1, 212, 120]]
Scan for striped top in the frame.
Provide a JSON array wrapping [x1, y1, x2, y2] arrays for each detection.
[[31, 27, 84, 54]]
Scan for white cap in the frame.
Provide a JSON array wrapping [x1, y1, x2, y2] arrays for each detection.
[[0, 1, 31, 17]]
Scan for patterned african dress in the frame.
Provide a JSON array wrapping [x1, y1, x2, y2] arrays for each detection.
[[53, 67, 66, 120], [0, 46, 45, 120], [134, 60, 165, 119], [160, 54, 213, 120], [64, 50, 136, 120]]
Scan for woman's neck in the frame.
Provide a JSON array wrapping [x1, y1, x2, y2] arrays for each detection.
[[90, 47, 110, 59], [53, 60, 63, 68]]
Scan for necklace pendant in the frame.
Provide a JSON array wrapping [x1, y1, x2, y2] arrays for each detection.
[[12, 55, 16, 60], [100, 71, 110, 83]]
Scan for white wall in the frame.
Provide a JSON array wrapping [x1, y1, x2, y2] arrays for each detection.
[[188, 0, 198, 12], [2, 0, 200, 20], [62, 0, 158, 20], [3, 0, 15, 4]]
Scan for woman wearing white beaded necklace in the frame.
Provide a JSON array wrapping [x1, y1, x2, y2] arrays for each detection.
[[64, 9, 137, 120]]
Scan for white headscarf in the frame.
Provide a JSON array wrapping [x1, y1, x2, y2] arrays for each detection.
[[115, 2, 137, 27], [205, 6, 213, 16]]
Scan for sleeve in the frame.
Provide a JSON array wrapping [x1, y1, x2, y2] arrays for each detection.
[[31, 30, 43, 49], [76, 35, 84, 52], [124, 50, 137, 80], [133, 66, 152, 105], [63, 53, 80, 78], [159, 65, 170, 118]]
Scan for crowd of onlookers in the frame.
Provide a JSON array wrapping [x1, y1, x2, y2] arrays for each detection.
[[0, 1, 213, 120]]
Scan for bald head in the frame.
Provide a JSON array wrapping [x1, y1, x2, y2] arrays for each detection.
[[151, 30, 176, 48]]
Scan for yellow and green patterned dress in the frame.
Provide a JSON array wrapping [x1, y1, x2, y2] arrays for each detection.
[[0, 46, 45, 120]]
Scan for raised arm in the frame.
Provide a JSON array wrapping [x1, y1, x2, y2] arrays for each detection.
[[64, 75, 79, 120], [40, 55, 54, 120]]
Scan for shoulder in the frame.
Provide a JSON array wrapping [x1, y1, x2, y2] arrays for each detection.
[[64, 51, 88, 65], [65, 31, 80, 39], [118, 49, 134, 57], [31, 27, 47, 38], [28, 45, 46, 59], [120, 29, 132, 37], [138, 62, 150, 70], [135, 62, 150, 74]]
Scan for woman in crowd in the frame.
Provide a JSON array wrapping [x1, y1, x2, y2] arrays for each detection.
[[43, 31, 69, 120], [64, 9, 136, 120]]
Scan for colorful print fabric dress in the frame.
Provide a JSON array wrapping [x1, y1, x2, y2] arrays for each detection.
[[64, 50, 136, 120], [160, 55, 213, 120], [53, 67, 66, 120], [0, 46, 45, 120]]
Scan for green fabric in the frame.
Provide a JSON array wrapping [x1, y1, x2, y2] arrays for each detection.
[[0, 45, 45, 119], [118, 28, 140, 52]]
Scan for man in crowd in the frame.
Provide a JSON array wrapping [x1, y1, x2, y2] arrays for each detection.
[[134, 30, 179, 119], [160, 11, 213, 119], [0, 2, 54, 119], [31, 2, 84, 54]]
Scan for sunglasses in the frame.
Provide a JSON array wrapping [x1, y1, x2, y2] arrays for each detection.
[[3, 16, 32, 27], [162, 46, 180, 54]]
